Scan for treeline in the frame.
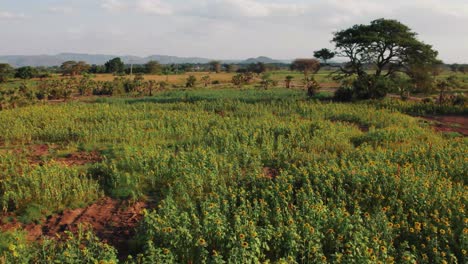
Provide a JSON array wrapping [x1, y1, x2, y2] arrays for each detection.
[[0, 58, 290, 82], [0, 74, 172, 110]]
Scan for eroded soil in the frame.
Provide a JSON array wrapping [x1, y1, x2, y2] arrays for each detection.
[[421, 115, 468, 136], [1, 197, 149, 258], [25, 144, 102, 166]]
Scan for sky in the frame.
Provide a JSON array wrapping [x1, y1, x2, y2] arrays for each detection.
[[0, 0, 467, 63]]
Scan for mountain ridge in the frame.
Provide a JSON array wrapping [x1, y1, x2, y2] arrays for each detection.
[[0, 53, 290, 67]]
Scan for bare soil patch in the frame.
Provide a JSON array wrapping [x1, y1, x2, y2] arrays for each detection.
[[56, 151, 102, 166], [263, 167, 279, 179], [1, 197, 149, 258], [23, 144, 102, 166], [421, 115, 468, 136]]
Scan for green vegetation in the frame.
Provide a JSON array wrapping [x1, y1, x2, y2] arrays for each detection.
[[0, 88, 466, 263], [326, 18, 440, 99], [0, 17, 466, 264]]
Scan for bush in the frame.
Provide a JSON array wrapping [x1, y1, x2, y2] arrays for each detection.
[[305, 77, 321, 97], [452, 93, 466, 106], [186, 75, 197, 88], [334, 86, 354, 102], [353, 75, 390, 99]]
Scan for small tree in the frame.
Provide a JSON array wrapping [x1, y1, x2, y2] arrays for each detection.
[[15, 66, 38, 79], [147, 80, 157, 96], [247, 62, 267, 75], [291, 59, 320, 77], [0, 64, 15, 83], [260, 73, 274, 90], [285, 75, 294, 89], [305, 77, 321, 97], [145, 60, 162, 74], [437, 76, 459, 105], [78, 74, 94, 96], [313, 48, 335, 64], [242, 72, 254, 84], [225, 64, 238, 73], [61, 61, 90, 76], [407, 65, 436, 94], [209, 61, 222, 73], [232, 74, 244, 88], [449, 64, 459, 73], [201, 75, 211, 87], [105, 57, 125, 74], [186, 75, 197, 88]]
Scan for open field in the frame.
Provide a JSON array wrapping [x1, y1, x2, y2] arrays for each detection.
[[0, 88, 466, 263], [2, 69, 467, 95]]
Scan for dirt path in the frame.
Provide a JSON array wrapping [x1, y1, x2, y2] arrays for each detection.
[[421, 115, 468, 136]]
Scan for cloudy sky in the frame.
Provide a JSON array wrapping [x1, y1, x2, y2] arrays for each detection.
[[0, 0, 467, 62]]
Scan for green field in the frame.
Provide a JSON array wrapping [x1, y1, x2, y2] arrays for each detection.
[[0, 88, 466, 263]]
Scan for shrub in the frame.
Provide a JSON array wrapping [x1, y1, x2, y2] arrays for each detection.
[[334, 86, 354, 102], [186, 75, 197, 88]]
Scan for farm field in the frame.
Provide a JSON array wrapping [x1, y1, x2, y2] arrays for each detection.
[[0, 70, 339, 89], [2, 69, 467, 96], [0, 88, 466, 263]]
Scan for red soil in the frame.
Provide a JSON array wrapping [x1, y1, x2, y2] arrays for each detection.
[[25, 144, 102, 166], [56, 151, 102, 166], [1, 197, 149, 258], [263, 167, 279, 179], [422, 115, 468, 136]]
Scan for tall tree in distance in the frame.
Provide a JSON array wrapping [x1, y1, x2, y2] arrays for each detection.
[[449, 64, 459, 73], [209, 61, 222, 73], [60, 61, 90, 76], [291, 59, 321, 95], [105, 57, 125, 74], [330, 18, 439, 99], [290, 59, 320, 77], [460, 65, 468, 74], [247, 62, 267, 75], [145, 60, 162, 74], [313, 48, 335, 64], [225, 64, 238, 73], [15, 66, 38, 79]]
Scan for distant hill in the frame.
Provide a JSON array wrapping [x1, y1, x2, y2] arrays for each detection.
[[239, 56, 286, 64], [0, 53, 289, 67]]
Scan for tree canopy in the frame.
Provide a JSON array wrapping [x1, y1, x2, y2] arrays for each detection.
[[330, 18, 439, 99], [145, 60, 162, 74], [209, 61, 222, 73], [313, 48, 335, 64], [290, 59, 320, 76], [105, 57, 125, 74], [60, 61, 90, 76], [15, 66, 38, 79]]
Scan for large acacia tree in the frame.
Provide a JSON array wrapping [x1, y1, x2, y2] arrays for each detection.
[[331, 18, 439, 99]]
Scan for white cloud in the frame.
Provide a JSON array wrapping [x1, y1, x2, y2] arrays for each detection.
[[136, 0, 173, 15], [48, 6, 74, 14], [186, 0, 306, 18], [0, 11, 25, 19], [101, 0, 128, 12]]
